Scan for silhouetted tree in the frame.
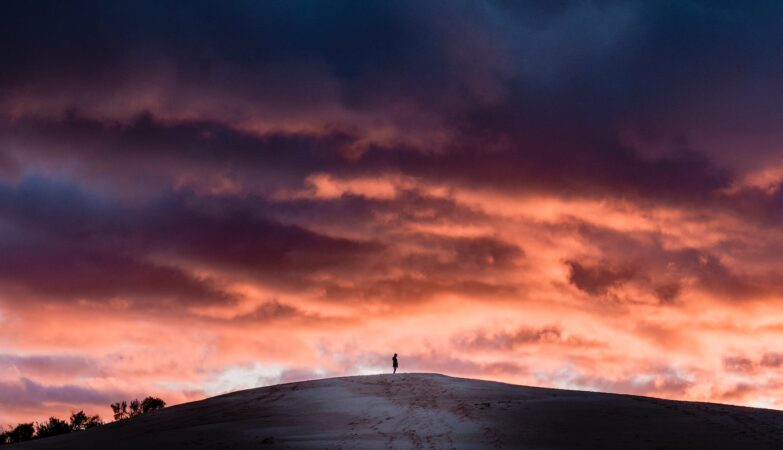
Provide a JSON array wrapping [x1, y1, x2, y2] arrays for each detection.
[[5, 423, 34, 443], [69, 410, 103, 431], [141, 396, 166, 413], [111, 401, 129, 421], [111, 397, 166, 421], [0, 411, 104, 445], [129, 399, 142, 418], [35, 417, 71, 438]]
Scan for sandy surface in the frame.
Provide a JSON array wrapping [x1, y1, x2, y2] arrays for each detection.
[[10, 373, 783, 449]]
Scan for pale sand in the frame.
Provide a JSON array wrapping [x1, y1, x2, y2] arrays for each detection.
[[10, 373, 783, 449]]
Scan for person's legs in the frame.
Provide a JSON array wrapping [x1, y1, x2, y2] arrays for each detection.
[[393, 367, 397, 374]]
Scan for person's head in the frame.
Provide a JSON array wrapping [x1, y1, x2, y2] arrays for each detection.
[[394, 353, 397, 357]]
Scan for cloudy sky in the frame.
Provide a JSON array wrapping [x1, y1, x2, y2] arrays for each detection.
[[4, 0, 783, 424]]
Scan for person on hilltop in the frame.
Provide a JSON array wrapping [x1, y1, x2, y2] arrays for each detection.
[[392, 353, 398, 374]]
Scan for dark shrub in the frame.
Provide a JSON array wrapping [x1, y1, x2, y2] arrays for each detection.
[[35, 417, 71, 438], [70, 410, 103, 431], [5, 423, 34, 443], [111, 397, 166, 421], [141, 396, 166, 413]]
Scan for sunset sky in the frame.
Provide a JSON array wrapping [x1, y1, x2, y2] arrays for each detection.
[[4, 0, 783, 425]]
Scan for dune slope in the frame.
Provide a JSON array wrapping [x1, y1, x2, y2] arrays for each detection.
[[10, 373, 783, 449]]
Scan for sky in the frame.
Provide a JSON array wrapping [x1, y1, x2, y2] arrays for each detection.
[[3, 0, 783, 425]]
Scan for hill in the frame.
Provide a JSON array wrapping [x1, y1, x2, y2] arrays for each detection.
[[10, 373, 783, 449]]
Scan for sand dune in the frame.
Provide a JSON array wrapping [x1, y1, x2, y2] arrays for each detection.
[[10, 373, 783, 449]]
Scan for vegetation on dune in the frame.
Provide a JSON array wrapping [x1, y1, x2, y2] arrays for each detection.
[[0, 397, 165, 445], [34, 417, 71, 438], [68, 411, 103, 431], [111, 396, 166, 421], [0, 423, 34, 445]]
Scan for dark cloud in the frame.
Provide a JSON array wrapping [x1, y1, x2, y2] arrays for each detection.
[[0, 241, 235, 307], [455, 325, 601, 351], [723, 356, 755, 374], [223, 300, 346, 327], [402, 235, 524, 277], [565, 260, 634, 296], [719, 352, 783, 372], [0, 110, 734, 207], [8, 0, 780, 209], [0, 171, 527, 309], [0, 176, 381, 305], [0, 177, 235, 307], [0, 354, 97, 378], [566, 222, 777, 303], [322, 277, 518, 304], [0, 0, 499, 114], [448, 236, 524, 268], [653, 283, 681, 304], [0, 377, 127, 409], [0, 113, 356, 195], [761, 353, 783, 368], [140, 204, 382, 281]]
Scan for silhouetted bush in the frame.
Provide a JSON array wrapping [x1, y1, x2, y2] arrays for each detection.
[[35, 417, 71, 438], [141, 396, 166, 413], [0, 410, 104, 445], [69, 410, 103, 431], [0, 396, 162, 446], [4, 423, 34, 443], [112, 396, 166, 420]]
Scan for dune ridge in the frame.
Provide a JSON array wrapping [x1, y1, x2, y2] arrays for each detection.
[[10, 373, 783, 449]]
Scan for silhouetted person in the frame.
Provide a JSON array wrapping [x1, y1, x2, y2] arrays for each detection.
[[392, 353, 398, 374]]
